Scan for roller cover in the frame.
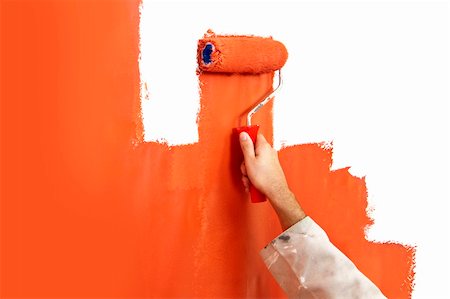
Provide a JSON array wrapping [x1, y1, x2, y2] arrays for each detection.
[[198, 35, 288, 74]]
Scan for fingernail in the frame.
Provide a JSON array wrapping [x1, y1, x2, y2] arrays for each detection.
[[240, 132, 247, 141]]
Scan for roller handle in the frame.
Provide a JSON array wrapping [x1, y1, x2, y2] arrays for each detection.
[[234, 125, 267, 203]]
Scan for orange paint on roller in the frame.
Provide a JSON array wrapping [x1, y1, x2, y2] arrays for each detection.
[[198, 31, 288, 203], [198, 33, 288, 74]]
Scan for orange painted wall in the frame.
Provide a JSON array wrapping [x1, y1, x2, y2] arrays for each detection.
[[1, 1, 414, 298]]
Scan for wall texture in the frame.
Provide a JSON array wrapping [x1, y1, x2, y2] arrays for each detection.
[[1, 1, 414, 298]]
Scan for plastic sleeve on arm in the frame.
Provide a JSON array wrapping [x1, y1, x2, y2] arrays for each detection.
[[260, 217, 387, 299]]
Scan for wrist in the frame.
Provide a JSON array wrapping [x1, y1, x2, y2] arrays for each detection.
[[268, 188, 306, 230]]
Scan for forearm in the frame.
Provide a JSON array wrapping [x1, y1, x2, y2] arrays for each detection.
[[267, 188, 306, 231]]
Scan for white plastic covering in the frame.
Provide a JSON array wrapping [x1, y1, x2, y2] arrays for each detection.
[[261, 217, 387, 299]]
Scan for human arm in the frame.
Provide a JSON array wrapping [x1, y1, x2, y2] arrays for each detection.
[[238, 132, 386, 298], [238, 132, 305, 230], [260, 217, 386, 298]]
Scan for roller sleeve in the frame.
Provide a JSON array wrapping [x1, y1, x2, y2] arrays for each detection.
[[198, 36, 288, 74]]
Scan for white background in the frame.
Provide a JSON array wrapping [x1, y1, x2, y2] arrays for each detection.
[[139, 1, 450, 297]]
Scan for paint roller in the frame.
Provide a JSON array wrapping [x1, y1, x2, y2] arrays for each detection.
[[197, 34, 288, 203]]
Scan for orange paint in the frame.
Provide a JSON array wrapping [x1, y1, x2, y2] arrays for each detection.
[[198, 34, 288, 74], [1, 1, 414, 298], [279, 145, 415, 298]]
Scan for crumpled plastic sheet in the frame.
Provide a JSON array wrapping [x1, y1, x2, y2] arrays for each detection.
[[260, 217, 387, 299]]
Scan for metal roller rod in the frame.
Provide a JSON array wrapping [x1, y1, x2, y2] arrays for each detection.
[[246, 70, 283, 126]]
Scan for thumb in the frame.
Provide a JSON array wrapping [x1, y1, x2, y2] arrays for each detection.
[[239, 132, 256, 161]]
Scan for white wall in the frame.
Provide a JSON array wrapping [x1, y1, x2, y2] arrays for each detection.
[[139, 1, 450, 297]]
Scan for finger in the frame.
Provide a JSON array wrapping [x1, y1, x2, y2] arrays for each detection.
[[241, 176, 250, 191], [240, 161, 248, 176], [239, 132, 256, 161]]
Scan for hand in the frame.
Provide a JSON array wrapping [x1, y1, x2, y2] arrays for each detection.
[[239, 132, 306, 230], [239, 132, 288, 199]]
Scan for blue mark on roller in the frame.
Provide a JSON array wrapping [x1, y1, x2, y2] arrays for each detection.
[[202, 43, 214, 65]]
